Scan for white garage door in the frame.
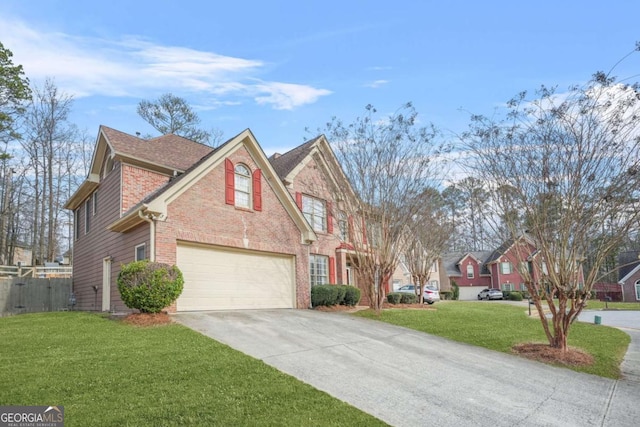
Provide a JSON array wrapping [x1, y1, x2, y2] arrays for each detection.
[[176, 243, 295, 311], [458, 286, 486, 301]]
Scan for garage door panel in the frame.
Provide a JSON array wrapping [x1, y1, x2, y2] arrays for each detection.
[[176, 244, 295, 311]]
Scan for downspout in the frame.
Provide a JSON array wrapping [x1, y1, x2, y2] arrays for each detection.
[[138, 210, 156, 262]]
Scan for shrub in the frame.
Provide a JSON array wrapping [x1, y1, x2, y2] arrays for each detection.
[[117, 261, 184, 313], [440, 291, 453, 300], [508, 291, 523, 301], [502, 291, 511, 299], [342, 286, 361, 306], [311, 285, 333, 307], [400, 293, 417, 304], [333, 285, 347, 305], [387, 292, 403, 304], [451, 281, 460, 300]]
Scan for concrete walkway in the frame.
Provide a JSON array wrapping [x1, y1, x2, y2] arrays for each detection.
[[174, 309, 640, 427]]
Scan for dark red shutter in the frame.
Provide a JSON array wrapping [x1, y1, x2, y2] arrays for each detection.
[[295, 192, 302, 209], [329, 257, 336, 284], [252, 169, 262, 211], [326, 201, 333, 233], [225, 159, 234, 205]]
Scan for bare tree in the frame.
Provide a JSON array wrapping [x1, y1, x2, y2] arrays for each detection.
[[322, 103, 448, 313], [21, 79, 77, 264], [137, 93, 223, 146], [463, 69, 640, 351], [403, 188, 451, 301]]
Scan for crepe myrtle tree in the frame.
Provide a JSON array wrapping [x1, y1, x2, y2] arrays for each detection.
[[463, 66, 640, 351], [403, 187, 451, 302], [319, 103, 449, 313]]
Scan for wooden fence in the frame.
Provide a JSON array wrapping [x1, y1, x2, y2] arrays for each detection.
[[0, 277, 73, 317], [0, 265, 72, 278]]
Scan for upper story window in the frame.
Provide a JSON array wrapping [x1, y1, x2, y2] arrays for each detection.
[[466, 264, 474, 278], [302, 195, 326, 232], [338, 212, 348, 241], [92, 192, 98, 216], [234, 164, 251, 208], [500, 262, 513, 274], [102, 154, 114, 179], [84, 199, 91, 234], [74, 208, 80, 240]]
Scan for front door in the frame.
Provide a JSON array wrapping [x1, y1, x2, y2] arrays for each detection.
[[102, 257, 111, 311]]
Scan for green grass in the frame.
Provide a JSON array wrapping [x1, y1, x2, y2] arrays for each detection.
[[0, 312, 386, 427], [355, 302, 630, 379], [585, 300, 640, 310]]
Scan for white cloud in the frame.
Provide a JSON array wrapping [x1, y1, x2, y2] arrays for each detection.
[[0, 17, 331, 109], [365, 79, 389, 88], [254, 82, 332, 110]]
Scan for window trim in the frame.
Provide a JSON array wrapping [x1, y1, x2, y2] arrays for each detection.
[[84, 199, 91, 234], [309, 254, 329, 286], [635, 280, 640, 300], [500, 262, 512, 275], [234, 163, 251, 209], [92, 192, 98, 216], [302, 195, 327, 232], [466, 264, 474, 279], [135, 244, 146, 262], [74, 209, 80, 241]]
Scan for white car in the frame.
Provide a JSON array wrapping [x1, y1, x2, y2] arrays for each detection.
[[396, 284, 440, 304]]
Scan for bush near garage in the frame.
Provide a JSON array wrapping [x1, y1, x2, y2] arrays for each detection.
[[440, 291, 453, 300], [117, 261, 184, 313], [451, 280, 460, 300], [400, 293, 417, 304], [311, 285, 360, 307]]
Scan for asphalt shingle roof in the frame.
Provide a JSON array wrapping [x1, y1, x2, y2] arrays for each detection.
[[269, 136, 321, 179], [101, 126, 214, 172]]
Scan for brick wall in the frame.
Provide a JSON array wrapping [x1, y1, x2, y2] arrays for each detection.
[[121, 164, 170, 213]]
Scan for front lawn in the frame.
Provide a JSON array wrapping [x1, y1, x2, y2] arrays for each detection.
[[355, 302, 630, 379], [0, 312, 385, 427], [585, 300, 640, 310]]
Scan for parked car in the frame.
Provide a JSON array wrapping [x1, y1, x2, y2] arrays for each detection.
[[396, 284, 440, 304], [423, 285, 440, 304], [478, 288, 503, 300], [397, 284, 417, 293]]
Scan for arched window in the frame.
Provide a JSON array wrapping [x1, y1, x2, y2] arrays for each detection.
[[234, 164, 251, 208]]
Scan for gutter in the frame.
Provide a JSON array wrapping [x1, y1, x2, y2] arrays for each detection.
[[138, 210, 157, 262]]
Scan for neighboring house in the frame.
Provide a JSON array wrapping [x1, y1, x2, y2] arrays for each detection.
[[617, 251, 640, 302], [484, 238, 539, 293], [65, 126, 316, 312], [392, 258, 448, 293], [11, 243, 32, 266], [441, 251, 492, 300]]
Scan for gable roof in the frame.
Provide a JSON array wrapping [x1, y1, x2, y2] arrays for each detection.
[[618, 251, 640, 283], [101, 126, 214, 172], [269, 136, 320, 179], [442, 251, 493, 277], [65, 126, 214, 210], [107, 129, 317, 244]]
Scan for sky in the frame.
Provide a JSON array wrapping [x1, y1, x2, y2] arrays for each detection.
[[1, 0, 639, 157]]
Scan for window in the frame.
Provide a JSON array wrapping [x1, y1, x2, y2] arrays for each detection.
[[466, 264, 474, 278], [501, 283, 514, 291], [338, 212, 349, 241], [309, 254, 328, 286], [74, 208, 80, 240], [429, 280, 439, 288], [102, 155, 114, 179], [302, 195, 326, 232], [520, 283, 526, 291], [92, 192, 98, 216], [234, 164, 251, 208], [636, 280, 640, 300], [432, 262, 438, 272], [135, 244, 146, 261], [84, 199, 91, 234], [541, 262, 548, 275], [500, 262, 512, 274]]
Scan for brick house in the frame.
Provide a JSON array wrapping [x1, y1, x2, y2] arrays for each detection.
[[617, 251, 640, 302], [443, 236, 586, 300], [65, 126, 316, 312], [442, 251, 492, 300], [270, 135, 369, 298]]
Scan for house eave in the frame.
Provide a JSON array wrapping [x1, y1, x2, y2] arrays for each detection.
[[64, 174, 100, 210], [108, 206, 147, 233]]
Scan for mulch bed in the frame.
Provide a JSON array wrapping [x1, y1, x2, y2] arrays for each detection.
[[121, 312, 173, 327], [512, 343, 594, 367]]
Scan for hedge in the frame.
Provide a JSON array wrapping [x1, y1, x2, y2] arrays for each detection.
[[400, 293, 417, 304], [311, 285, 361, 307], [386, 292, 403, 304], [117, 260, 184, 313]]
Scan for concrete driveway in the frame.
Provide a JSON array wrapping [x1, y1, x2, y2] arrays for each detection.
[[174, 310, 639, 427]]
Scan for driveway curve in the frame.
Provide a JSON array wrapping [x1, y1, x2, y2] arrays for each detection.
[[174, 310, 639, 427]]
